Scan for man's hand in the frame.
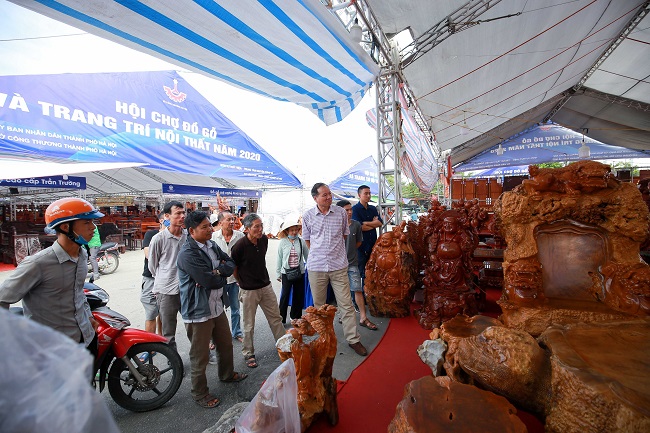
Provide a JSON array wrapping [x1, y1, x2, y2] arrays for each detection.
[[89, 316, 99, 332]]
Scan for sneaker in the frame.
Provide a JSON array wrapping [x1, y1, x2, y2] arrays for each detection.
[[208, 350, 218, 365], [348, 341, 368, 356], [353, 303, 360, 314]]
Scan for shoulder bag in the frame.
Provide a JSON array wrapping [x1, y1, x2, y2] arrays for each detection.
[[284, 240, 303, 282]]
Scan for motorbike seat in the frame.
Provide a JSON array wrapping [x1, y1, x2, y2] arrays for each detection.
[[99, 242, 117, 251]]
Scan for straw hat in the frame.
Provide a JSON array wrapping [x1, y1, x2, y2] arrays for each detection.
[[277, 214, 302, 239]]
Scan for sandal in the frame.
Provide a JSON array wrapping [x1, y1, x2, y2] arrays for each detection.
[[245, 355, 258, 368], [221, 372, 248, 383], [209, 342, 215, 350], [359, 318, 378, 331], [195, 394, 220, 408], [234, 336, 244, 343]]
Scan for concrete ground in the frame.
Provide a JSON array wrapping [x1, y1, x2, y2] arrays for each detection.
[[0, 238, 387, 433]]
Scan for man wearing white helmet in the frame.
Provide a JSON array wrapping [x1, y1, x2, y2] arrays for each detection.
[[0, 197, 102, 350]]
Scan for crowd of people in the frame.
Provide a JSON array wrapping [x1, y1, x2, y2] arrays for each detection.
[[0, 182, 383, 410]]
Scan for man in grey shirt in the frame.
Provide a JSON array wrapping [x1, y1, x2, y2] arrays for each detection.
[[148, 201, 187, 352], [0, 197, 102, 349]]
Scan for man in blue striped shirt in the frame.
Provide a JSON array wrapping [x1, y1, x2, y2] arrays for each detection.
[[302, 183, 367, 357]]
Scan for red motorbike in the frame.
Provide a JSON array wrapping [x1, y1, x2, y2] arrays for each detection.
[[86, 281, 183, 412]]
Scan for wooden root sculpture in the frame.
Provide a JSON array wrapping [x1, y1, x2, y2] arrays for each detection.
[[364, 222, 417, 317], [416, 200, 483, 329], [277, 305, 338, 432], [495, 161, 650, 333]]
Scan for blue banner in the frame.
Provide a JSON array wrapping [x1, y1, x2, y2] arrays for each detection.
[[455, 122, 650, 172], [0, 175, 86, 189], [163, 184, 260, 198], [329, 156, 378, 197], [0, 71, 300, 187]]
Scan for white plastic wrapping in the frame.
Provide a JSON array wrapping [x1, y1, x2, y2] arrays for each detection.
[[235, 359, 300, 433], [0, 308, 120, 433]]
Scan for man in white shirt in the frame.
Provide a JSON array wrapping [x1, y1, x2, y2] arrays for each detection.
[[302, 183, 367, 357]]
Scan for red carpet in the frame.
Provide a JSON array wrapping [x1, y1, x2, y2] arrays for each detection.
[[310, 310, 432, 432], [0, 263, 16, 272], [310, 295, 545, 433]]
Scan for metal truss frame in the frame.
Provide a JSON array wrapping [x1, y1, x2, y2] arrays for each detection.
[[375, 66, 402, 227]]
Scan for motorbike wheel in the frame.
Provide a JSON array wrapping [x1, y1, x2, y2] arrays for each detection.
[[107, 342, 183, 412], [98, 252, 119, 275]]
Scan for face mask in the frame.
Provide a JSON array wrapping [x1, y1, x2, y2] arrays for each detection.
[[72, 232, 89, 246], [163, 219, 171, 227], [288, 235, 297, 240]]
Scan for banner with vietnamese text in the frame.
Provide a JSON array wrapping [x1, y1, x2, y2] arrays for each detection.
[[0, 175, 86, 189], [163, 184, 260, 198], [0, 71, 300, 187]]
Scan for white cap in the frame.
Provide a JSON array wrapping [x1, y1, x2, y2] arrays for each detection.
[[209, 213, 219, 226]]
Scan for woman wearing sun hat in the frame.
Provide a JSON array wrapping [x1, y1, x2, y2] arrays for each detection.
[[276, 215, 309, 322]]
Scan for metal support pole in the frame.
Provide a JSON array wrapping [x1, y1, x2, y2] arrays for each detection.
[[375, 66, 402, 230]]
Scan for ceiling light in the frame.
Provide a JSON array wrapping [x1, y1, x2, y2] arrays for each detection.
[[578, 128, 590, 159], [349, 18, 362, 43]]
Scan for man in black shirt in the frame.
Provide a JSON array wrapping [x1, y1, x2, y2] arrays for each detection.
[[141, 212, 165, 335], [230, 213, 285, 368]]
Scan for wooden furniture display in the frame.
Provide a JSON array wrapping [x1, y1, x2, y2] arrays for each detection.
[[451, 178, 503, 209], [13, 234, 41, 265], [120, 228, 140, 251]]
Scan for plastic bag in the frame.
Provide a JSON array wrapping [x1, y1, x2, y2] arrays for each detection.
[[235, 359, 300, 433], [0, 308, 120, 433]]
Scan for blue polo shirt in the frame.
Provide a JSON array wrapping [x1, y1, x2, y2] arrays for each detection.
[[351, 201, 382, 254]]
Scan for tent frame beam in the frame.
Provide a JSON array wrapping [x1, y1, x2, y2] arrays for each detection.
[[400, 0, 504, 68], [92, 171, 140, 194], [543, 0, 650, 122], [330, 1, 442, 230]]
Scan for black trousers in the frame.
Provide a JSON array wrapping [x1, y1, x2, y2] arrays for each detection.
[[278, 273, 306, 321]]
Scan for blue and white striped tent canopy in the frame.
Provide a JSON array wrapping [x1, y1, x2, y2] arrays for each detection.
[[10, 0, 379, 126]]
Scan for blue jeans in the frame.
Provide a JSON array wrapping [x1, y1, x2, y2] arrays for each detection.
[[224, 282, 242, 339]]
